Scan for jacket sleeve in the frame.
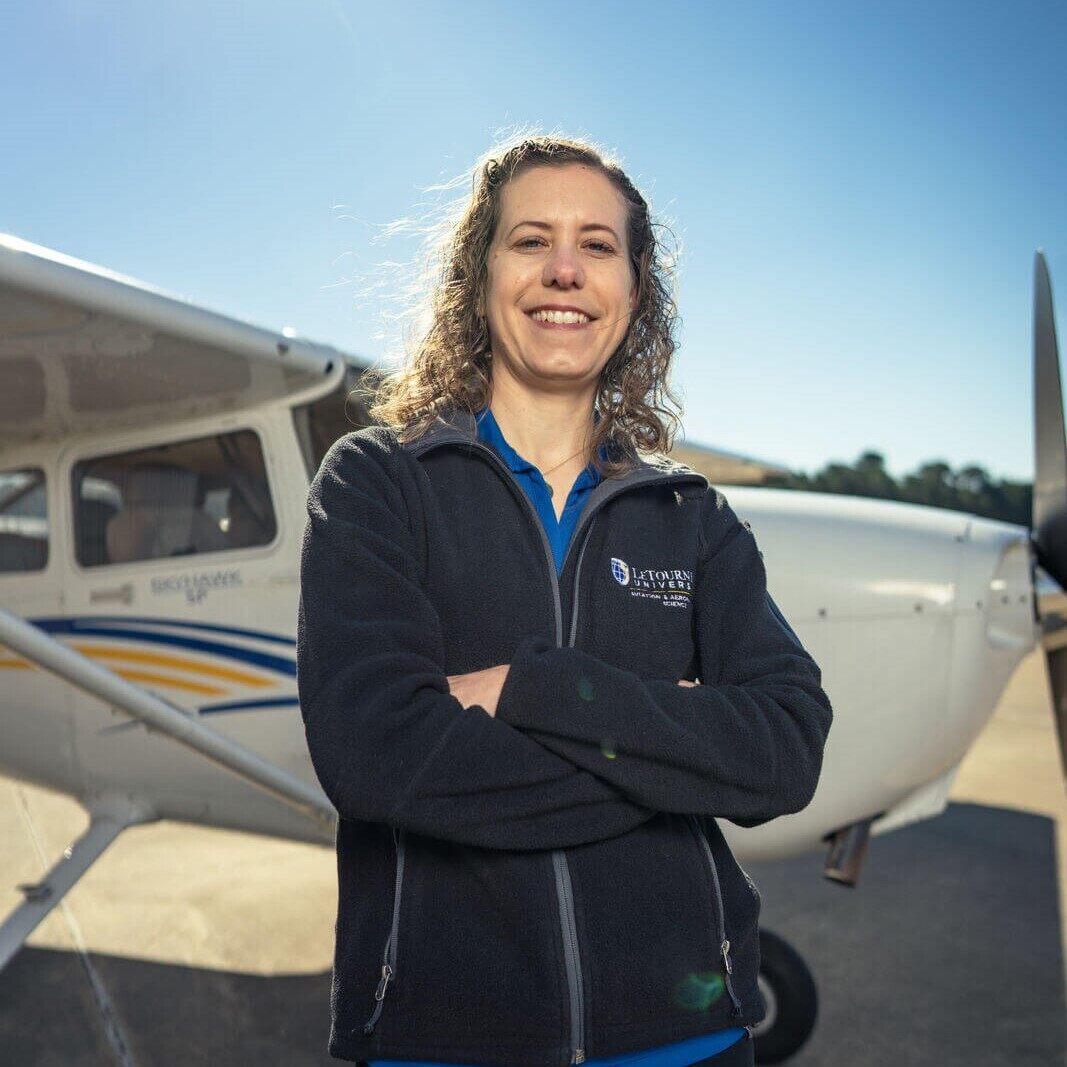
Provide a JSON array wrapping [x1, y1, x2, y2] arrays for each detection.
[[296, 431, 657, 851], [493, 491, 833, 827]]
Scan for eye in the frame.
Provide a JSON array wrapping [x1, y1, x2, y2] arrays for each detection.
[[586, 240, 617, 254], [514, 236, 547, 249]]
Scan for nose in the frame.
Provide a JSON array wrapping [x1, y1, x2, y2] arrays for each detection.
[[541, 242, 585, 289]]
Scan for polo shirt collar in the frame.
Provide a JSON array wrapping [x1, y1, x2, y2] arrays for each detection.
[[473, 406, 607, 484]]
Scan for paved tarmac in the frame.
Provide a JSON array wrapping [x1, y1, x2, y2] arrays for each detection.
[[1, 649, 1064, 1066]]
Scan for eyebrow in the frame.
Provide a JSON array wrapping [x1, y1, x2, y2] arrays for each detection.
[[504, 220, 622, 243]]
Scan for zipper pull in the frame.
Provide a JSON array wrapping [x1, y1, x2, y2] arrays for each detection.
[[720, 939, 734, 975], [361, 963, 394, 1036], [374, 963, 394, 1000]]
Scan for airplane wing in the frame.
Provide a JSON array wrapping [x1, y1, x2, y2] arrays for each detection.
[[0, 232, 350, 443], [667, 439, 793, 486]]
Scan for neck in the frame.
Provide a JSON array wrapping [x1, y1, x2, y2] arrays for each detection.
[[484, 372, 597, 471]]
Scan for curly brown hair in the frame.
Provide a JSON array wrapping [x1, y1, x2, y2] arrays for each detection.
[[363, 134, 684, 477]]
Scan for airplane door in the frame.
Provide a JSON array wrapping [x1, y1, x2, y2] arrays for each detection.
[[56, 416, 304, 806]]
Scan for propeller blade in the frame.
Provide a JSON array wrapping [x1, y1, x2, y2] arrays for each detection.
[[1032, 250, 1067, 585], [1036, 569, 1067, 783], [1031, 249, 1067, 783]]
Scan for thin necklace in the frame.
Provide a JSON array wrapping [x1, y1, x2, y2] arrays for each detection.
[[487, 403, 589, 495], [540, 446, 588, 496]]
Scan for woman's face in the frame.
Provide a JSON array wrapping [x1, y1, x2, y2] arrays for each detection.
[[483, 163, 637, 395]]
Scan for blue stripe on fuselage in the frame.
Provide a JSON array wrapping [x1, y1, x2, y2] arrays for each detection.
[[29, 617, 296, 677]]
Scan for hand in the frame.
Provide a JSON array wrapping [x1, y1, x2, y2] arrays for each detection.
[[446, 664, 510, 718], [678, 679, 699, 687]]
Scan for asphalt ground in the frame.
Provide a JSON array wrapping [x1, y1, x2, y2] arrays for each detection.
[[1, 649, 1064, 1066]]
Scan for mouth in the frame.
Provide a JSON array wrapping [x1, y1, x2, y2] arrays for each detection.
[[525, 306, 595, 328]]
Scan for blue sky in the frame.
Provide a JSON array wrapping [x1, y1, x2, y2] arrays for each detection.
[[3, 1, 1064, 481]]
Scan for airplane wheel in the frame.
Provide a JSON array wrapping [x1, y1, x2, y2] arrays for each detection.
[[750, 928, 818, 1064]]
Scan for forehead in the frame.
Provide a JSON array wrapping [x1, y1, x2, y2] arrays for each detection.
[[497, 163, 628, 233]]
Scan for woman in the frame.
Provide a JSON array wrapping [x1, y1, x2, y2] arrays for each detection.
[[297, 136, 833, 1067]]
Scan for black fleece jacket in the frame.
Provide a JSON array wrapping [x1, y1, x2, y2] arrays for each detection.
[[297, 407, 833, 1066]]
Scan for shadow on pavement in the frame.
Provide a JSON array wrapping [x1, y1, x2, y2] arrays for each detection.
[[0, 801, 1062, 1065], [749, 801, 1066, 1066]]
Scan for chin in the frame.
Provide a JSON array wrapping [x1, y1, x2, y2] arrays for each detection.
[[528, 358, 600, 383]]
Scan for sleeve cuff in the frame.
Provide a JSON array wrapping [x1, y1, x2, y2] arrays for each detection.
[[495, 634, 564, 731]]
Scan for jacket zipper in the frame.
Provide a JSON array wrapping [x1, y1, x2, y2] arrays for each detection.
[[465, 442, 587, 1065], [361, 826, 407, 1035], [555, 517, 598, 1062], [687, 815, 743, 1017], [552, 850, 585, 1063]]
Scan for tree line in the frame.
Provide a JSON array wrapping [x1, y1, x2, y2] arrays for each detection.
[[761, 451, 1031, 526]]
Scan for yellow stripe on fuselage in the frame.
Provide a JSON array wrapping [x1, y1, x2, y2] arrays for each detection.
[[69, 643, 272, 688], [0, 656, 223, 694], [0, 640, 273, 698], [108, 667, 226, 696]]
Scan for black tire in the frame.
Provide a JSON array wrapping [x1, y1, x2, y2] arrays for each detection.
[[751, 928, 818, 1064]]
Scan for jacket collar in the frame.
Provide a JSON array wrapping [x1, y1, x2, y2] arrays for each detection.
[[403, 405, 709, 500]]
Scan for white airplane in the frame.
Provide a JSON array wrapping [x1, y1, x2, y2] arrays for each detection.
[[0, 232, 1063, 1065]]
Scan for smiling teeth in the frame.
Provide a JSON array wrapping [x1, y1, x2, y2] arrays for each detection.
[[531, 309, 590, 324]]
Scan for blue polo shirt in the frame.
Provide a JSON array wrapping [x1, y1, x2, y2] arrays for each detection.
[[369, 404, 747, 1067]]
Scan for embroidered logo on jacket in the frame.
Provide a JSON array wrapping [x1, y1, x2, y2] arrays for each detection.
[[610, 557, 693, 609]]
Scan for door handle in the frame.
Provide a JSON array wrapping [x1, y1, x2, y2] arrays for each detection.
[[89, 583, 133, 605]]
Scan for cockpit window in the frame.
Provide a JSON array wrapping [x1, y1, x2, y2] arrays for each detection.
[[72, 430, 276, 568], [0, 468, 48, 573]]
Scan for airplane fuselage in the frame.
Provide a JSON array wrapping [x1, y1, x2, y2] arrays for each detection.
[[0, 384, 1038, 862]]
